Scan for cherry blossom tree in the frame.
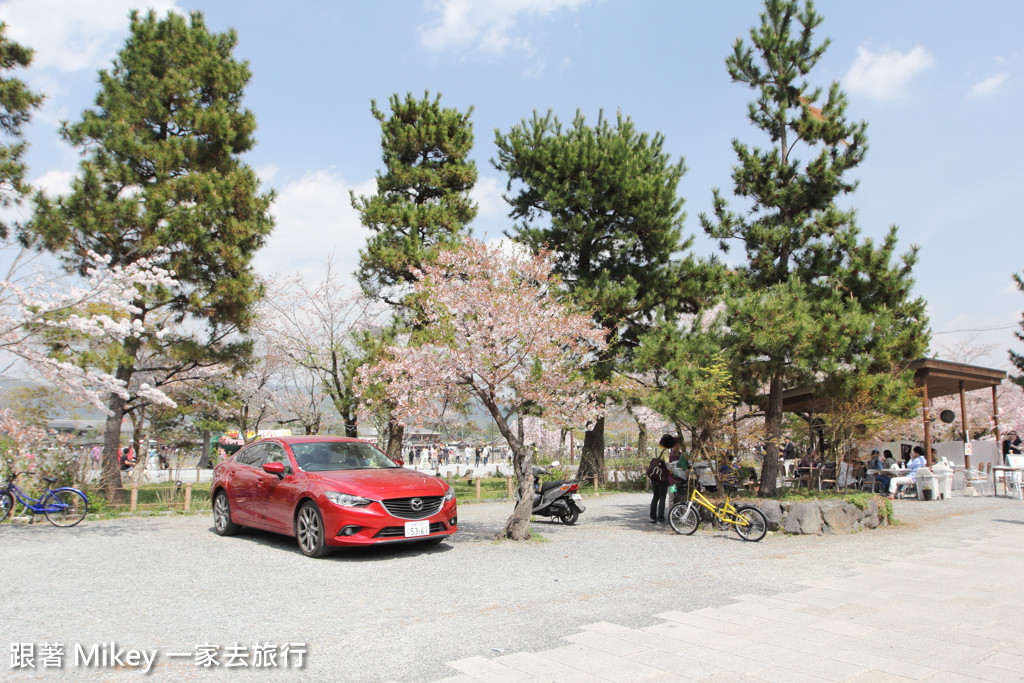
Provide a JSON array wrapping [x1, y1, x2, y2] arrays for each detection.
[[259, 254, 386, 437], [357, 238, 608, 540], [0, 248, 178, 411], [275, 363, 337, 436]]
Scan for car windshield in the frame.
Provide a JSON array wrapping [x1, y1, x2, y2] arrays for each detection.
[[290, 442, 398, 472]]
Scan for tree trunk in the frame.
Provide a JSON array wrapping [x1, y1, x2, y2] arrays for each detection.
[[344, 413, 358, 438], [99, 368, 132, 503], [385, 419, 404, 462], [198, 430, 212, 469], [577, 416, 606, 486], [758, 375, 784, 497], [636, 424, 648, 461], [501, 416, 534, 540]]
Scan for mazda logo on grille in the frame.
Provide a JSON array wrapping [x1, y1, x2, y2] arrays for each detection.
[[410, 498, 424, 512]]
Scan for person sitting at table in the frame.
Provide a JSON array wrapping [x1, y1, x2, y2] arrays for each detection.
[[718, 457, 740, 491], [864, 449, 891, 492], [867, 449, 884, 470], [888, 446, 927, 499], [796, 451, 816, 487], [883, 449, 898, 468]]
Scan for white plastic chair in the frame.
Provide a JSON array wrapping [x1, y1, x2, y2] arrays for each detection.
[[963, 466, 992, 496], [1006, 455, 1024, 500]]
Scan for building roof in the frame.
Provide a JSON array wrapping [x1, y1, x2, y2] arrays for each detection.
[[778, 358, 1007, 414]]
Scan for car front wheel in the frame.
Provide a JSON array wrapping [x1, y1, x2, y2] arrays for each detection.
[[295, 501, 330, 558]]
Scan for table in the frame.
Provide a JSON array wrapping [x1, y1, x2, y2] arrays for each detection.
[[991, 466, 1024, 498], [869, 469, 915, 497]]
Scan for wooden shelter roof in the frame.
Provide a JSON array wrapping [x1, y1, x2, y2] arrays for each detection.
[[778, 358, 1006, 414]]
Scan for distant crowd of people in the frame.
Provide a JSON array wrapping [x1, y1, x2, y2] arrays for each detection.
[[404, 443, 509, 469]]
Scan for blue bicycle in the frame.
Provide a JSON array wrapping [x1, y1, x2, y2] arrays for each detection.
[[0, 464, 89, 527]]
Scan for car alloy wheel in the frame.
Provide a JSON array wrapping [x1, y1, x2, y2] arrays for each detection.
[[296, 502, 329, 558]]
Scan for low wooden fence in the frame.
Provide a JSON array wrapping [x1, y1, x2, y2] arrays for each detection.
[[123, 482, 201, 513]]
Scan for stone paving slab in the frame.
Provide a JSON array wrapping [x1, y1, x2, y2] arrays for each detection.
[[438, 510, 1024, 682]]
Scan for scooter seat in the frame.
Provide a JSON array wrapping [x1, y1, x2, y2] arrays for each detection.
[[538, 480, 563, 493]]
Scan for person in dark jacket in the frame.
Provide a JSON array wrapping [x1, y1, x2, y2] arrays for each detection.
[[647, 434, 677, 524]]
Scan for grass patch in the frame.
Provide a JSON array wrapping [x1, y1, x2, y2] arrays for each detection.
[[78, 482, 211, 518]]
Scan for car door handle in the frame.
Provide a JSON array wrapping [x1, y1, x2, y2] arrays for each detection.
[[256, 480, 265, 488]]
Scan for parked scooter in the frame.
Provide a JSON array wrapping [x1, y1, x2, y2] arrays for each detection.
[[514, 462, 585, 525]]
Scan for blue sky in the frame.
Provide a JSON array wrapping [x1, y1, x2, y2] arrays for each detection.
[[1, 0, 1021, 369]]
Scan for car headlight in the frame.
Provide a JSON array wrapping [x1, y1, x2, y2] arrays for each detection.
[[444, 485, 455, 501], [324, 490, 372, 508]]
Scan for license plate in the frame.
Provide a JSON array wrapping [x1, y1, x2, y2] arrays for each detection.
[[404, 520, 430, 537], [571, 494, 582, 501]]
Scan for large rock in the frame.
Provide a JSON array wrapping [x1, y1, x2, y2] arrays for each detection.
[[784, 502, 823, 535], [820, 500, 860, 534], [756, 500, 783, 532], [861, 499, 881, 529]]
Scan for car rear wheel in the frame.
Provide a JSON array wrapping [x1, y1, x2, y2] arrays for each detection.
[[296, 501, 330, 558], [213, 490, 240, 536]]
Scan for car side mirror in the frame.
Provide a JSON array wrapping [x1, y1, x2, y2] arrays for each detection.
[[262, 462, 287, 478]]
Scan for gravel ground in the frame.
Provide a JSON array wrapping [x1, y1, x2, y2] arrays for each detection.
[[2, 492, 1022, 682]]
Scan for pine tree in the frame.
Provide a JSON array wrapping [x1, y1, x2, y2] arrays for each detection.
[[494, 109, 712, 484], [0, 23, 43, 239], [1012, 272, 1024, 388], [700, 0, 928, 495], [23, 10, 274, 501], [352, 91, 476, 459], [352, 90, 476, 307]]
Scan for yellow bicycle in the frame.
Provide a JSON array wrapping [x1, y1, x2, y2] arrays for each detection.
[[668, 466, 767, 542]]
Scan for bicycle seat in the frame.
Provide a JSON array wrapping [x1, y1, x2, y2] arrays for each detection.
[[42, 476, 56, 484]]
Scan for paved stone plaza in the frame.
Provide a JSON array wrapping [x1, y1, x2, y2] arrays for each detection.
[[437, 498, 1024, 682]]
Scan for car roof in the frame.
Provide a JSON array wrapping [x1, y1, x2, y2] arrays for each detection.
[[263, 436, 370, 444]]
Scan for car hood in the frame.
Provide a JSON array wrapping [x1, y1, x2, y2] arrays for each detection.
[[312, 468, 450, 500]]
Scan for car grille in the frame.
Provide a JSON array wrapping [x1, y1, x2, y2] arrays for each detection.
[[373, 522, 447, 539], [381, 496, 443, 519]]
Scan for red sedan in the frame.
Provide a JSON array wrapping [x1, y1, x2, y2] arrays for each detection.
[[211, 436, 458, 557]]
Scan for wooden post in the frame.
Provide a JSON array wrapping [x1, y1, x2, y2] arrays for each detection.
[[184, 484, 192, 512], [922, 382, 933, 466], [506, 476, 513, 498], [130, 486, 138, 513], [475, 476, 481, 500], [959, 380, 971, 469], [992, 385, 1002, 469]]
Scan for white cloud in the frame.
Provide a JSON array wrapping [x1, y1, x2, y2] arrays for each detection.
[[844, 45, 934, 100], [471, 175, 506, 218], [255, 169, 373, 285], [32, 169, 73, 196], [420, 0, 589, 53], [0, 0, 181, 72], [969, 72, 1009, 98]]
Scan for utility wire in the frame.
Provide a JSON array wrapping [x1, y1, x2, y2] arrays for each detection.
[[932, 324, 1018, 335]]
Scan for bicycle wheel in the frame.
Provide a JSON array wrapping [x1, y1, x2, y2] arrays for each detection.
[[733, 505, 767, 542], [43, 489, 88, 527], [668, 503, 699, 535], [0, 491, 14, 522]]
